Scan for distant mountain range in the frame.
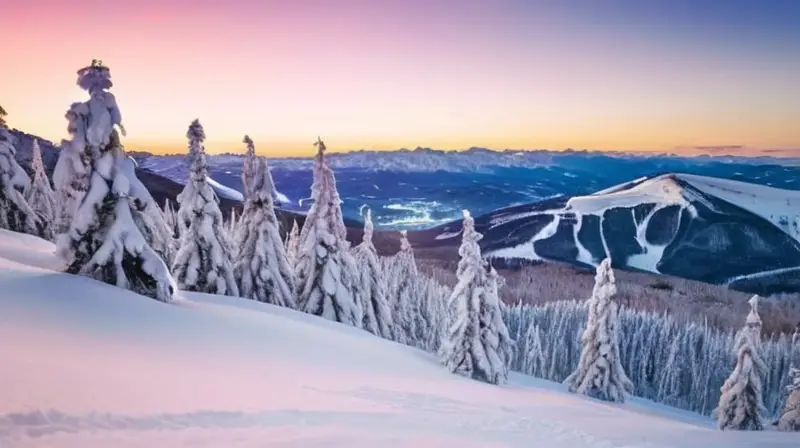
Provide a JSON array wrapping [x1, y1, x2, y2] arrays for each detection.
[[9, 129, 800, 295], [135, 146, 800, 174]]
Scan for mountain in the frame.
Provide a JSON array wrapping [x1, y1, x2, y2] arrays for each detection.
[[138, 149, 800, 230], [418, 174, 800, 295], [1, 229, 796, 448], [137, 146, 800, 174]]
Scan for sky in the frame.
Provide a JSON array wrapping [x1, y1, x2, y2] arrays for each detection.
[[2, 0, 799, 156]]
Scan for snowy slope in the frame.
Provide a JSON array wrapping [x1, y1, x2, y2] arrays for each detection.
[[568, 174, 800, 244], [423, 174, 800, 295], [0, 230, 795, 447]]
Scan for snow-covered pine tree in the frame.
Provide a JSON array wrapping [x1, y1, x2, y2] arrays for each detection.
[[242, 135, 257, 201], [778, 367, 800, 431], [233, 156, 296, 307], [0, 113, 37, 235], [242, 134, 280, 207], [0, 105, 6, 127], [439, 210, 513, 385], [24, 139, 57, 240], [172, 119, 239, 296], [387, 230, 421, 345], [295, 138, 361, 326], [227, 208, 239, 239], [352, 207, 393, 338], [716, 295, 767, 431], [285, 219, 300, 268], [55, 61, 175, 301], [163, 199, 180, 239], [521, 323, 546, 377], [564, 258, 633, 403]]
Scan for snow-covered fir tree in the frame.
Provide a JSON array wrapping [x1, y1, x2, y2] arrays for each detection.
[[564, 258, 633, 403], [295, 138, 361, 326], [172, 119, 239, 296], [778, 367, 800, 431], [227, 208, 239, 239], [242, 135, 257, 201], [285, 219, 300, 268], [0, 113, 37, 235], [233, 156, 296, 307], [716, 295, 766, 431], [55, 61, 175, 301], [0, 105, 6, 127], [163, 199, 180, 239], [24, 139, 57, 240], [520, 323, 546, 378], [242, 134, 280, 207], [387, 230, 421, 345], [439, 210, 513, 385], [351, 207, 393, 339]]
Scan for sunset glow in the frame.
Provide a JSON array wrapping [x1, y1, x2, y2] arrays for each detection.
[[2, 0, 799, 156]]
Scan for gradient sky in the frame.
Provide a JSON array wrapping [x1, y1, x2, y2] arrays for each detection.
[[2, 0, 799, 156]]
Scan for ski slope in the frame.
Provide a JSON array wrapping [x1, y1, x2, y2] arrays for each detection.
[[0, 229, 795, 447]]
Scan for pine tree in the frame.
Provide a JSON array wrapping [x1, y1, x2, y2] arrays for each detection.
[[55, 61, 175, 301], [172, 119, 239, 296], [0, 112, 38, 235], [24, 139, 57, 240], [564, 258, 633, 403], [242, 134, 280, 207], [242, 135, 257, 201], [521, 323, 546, 377], [439, 210, 513, 385], [233, 155, 296, 307], [778, 368, 800, 431], [285, 219, 300, 268], [716, 295, 766, 431], [387, 230, 420, 345], [227, 208, 239, 239], [295, 138, 361, 326], [352, 207, 394, 339], [0, 105, 7, 127], [163, 199, 180, 239]]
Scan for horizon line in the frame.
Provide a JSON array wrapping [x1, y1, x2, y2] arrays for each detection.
[[8, 126, 800, 160]]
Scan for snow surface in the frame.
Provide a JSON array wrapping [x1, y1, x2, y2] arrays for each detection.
[[0, 231, 796, 447], [207, 175, 244, 201], [677, 173, 800, 244]]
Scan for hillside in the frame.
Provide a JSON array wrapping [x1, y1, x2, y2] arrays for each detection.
[[0, 229, 797, 447]]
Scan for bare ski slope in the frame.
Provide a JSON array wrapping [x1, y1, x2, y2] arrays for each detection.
[[0, 229, 794, 447]]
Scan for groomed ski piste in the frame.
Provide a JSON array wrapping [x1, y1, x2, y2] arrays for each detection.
[[0, 229, 796, 447]]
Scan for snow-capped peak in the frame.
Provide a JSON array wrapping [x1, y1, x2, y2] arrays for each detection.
[[567, 173, 800, 244]]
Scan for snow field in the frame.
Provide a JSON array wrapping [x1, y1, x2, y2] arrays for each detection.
[[0, 231, 798, 447]]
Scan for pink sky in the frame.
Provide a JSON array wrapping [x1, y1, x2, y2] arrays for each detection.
[[2, 0, 799, 156]]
